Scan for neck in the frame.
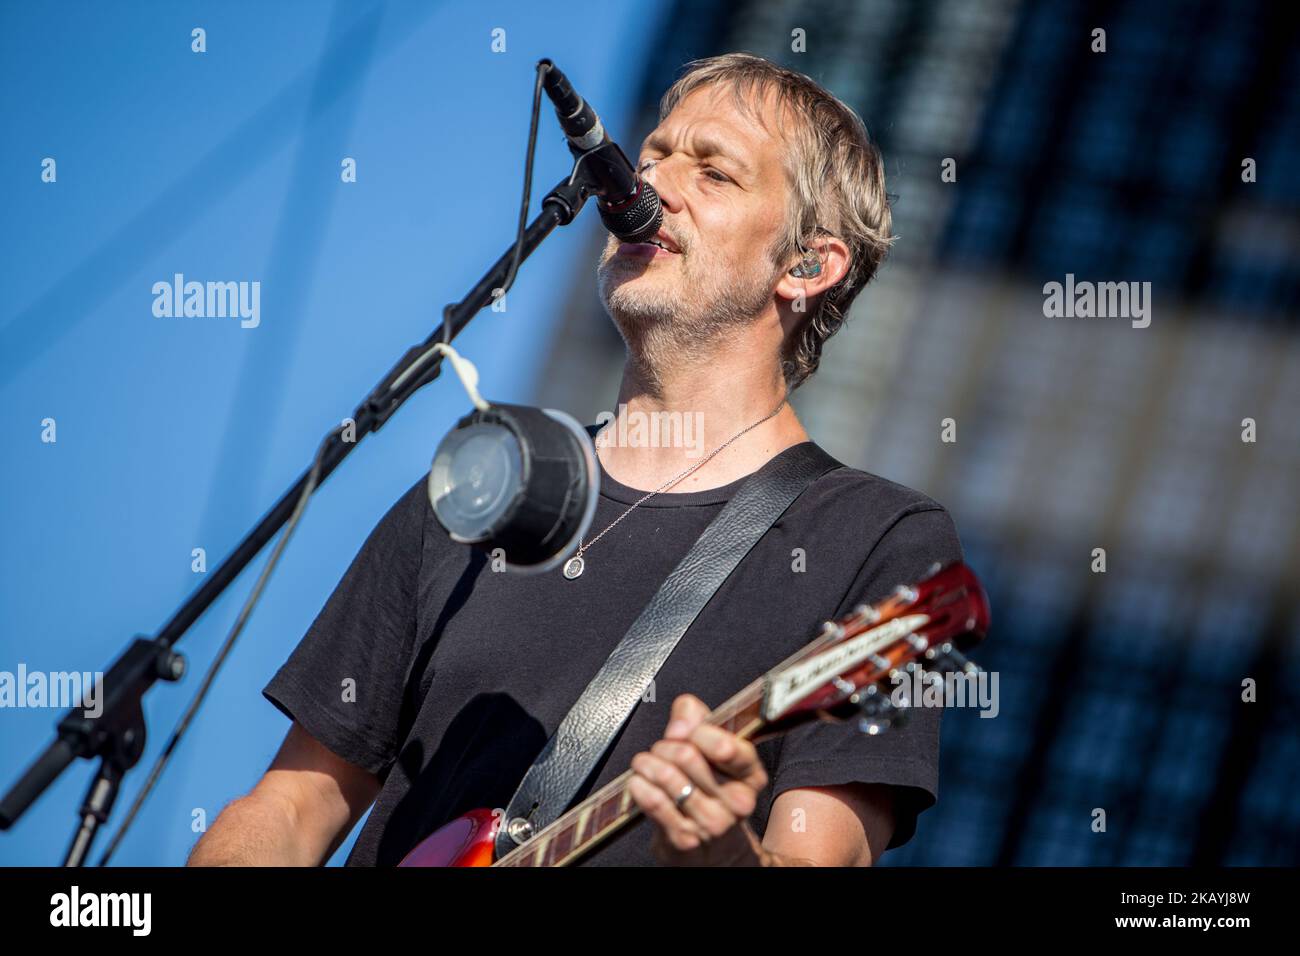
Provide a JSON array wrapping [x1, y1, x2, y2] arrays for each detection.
[[597, 341, 808, 492]]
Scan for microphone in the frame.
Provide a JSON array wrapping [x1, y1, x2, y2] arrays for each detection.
[[540, 59, 662, 244]]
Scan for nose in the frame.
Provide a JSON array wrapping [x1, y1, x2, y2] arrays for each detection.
[[641, 159, 684, 216]]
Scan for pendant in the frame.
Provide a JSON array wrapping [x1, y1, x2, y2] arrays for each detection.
[[563, 555, 585, 579]]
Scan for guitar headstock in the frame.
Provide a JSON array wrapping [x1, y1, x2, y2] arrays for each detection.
[[759, 562, 990, 737]]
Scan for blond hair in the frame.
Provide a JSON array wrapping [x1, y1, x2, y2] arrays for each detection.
[[658, 52, 894, 389]]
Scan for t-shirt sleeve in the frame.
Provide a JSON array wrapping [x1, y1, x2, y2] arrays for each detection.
[[767, 505, 964, 852], [261, 475, 428, 776]]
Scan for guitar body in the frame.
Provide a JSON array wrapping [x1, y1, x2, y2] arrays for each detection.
[[397, 808, 499, 867]]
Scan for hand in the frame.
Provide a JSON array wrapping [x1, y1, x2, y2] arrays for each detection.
[[628, 693, 772, 866]]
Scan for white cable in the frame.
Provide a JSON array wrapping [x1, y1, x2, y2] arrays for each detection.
[[395, 342, 490, 411]]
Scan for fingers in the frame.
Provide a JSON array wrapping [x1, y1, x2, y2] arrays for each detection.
[[661, 694, 765, 785], [628, 695, 769, 853], [663, 693, 709, 740], [628, 769, 724, 850], [680, 724, 767, 786]]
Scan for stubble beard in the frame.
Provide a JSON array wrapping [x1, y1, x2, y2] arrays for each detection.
[[596, 236, 779, 389]]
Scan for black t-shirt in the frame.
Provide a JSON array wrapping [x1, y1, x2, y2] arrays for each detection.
[[262, 440, 963, 866]]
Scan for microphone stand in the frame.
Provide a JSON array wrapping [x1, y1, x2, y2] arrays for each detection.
[[0, 149, 608, 865]]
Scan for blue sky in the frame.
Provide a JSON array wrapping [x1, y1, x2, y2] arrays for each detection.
[[0, 0, 670, 865]]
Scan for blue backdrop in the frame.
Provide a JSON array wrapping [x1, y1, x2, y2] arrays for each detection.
[[0, 0, 669, 865]]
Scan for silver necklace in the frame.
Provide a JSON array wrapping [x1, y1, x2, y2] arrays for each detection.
[[562, 397, 788, 580]]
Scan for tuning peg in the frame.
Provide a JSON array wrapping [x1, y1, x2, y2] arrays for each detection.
[[831, 677, 857, 701], [887, 701, 911, 731], [854, 684, 911, 735], [858, 705, 910, 735], [924, 641, 981, 676], [944, 650, 971, 672], [929, 651, 964, 674], [852, 603, 882, 626], [946, 654, 982, 678]]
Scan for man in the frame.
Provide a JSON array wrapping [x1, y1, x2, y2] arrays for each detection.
[[188, 52, 961, 868]]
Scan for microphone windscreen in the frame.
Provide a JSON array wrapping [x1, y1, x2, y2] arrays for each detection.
[[429, 404, 598, 574], [600, 180, 663, 245]]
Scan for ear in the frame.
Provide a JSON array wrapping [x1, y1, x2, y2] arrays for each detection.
[[774, 234, 851, 305]]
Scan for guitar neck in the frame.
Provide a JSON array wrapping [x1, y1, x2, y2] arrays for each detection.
[[492, 683, 765, 867], [492, 625, 846, 868]]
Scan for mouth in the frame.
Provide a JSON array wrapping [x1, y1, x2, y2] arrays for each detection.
[[615, 229, 682, 260]]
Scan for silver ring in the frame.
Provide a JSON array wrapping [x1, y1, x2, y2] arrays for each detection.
[[673, 783, 694, 810]]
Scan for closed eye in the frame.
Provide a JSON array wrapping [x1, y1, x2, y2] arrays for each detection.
[[637, 158, 733, 185]]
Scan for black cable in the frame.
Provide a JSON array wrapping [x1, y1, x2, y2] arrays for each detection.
[[499, 62, 549, 301], [443, 60, 548, 344]]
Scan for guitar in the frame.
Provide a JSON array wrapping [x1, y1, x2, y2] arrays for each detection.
[[397, 560, 990, 867]]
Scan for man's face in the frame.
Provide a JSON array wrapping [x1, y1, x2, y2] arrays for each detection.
[[596, 84, 790, 355]]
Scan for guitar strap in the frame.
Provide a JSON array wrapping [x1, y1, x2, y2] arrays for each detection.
[[493, 441, 844, 860]]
